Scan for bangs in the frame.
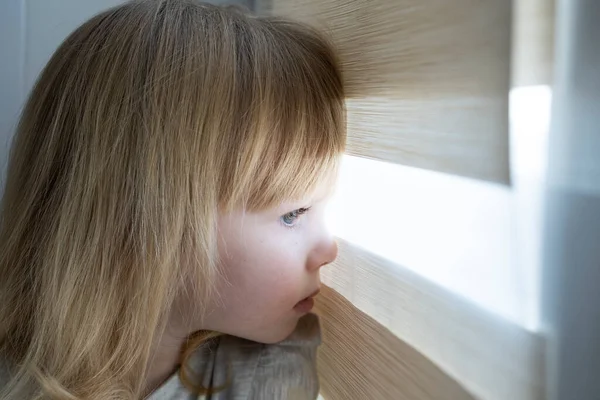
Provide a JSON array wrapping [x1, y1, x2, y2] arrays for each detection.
[[218, 16, 346, 211]]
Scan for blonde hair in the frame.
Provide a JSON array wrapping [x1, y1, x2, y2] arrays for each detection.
[[0, 1, 345, 398]]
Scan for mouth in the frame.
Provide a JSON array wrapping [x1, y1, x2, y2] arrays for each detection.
[[293, 288, 321, 313]]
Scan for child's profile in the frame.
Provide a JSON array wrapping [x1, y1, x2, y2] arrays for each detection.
[[0, 0, 345, 398]]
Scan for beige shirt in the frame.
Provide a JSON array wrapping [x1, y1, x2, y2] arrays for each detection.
[[1, 313, 321, 400]]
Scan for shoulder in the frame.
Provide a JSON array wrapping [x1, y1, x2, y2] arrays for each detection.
[[216, 313, 322, 400]]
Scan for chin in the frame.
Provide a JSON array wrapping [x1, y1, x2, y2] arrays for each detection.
[[247, 317, 300, 344]]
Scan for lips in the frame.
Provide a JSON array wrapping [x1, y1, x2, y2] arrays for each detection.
[[293, 288, 321, 313]]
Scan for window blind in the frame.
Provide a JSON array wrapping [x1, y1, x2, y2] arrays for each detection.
[[258, 0, 511, 184], [255, 1, 548, 399]]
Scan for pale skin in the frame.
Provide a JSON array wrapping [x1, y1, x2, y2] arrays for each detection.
[[143, 182, 338, 395]]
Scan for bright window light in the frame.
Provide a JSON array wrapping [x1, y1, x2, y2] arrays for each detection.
[[326, 86, 551, 332]]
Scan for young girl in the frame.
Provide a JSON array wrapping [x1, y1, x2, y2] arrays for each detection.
[[0, 0, 345, 398]]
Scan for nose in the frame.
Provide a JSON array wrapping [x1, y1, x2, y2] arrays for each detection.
[[308, 236, 338, 272]]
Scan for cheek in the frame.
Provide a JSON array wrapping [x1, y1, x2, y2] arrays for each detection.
[[210, 218, 313, 342], [225, 243, 303, 293], [223, 238, 303, 300]]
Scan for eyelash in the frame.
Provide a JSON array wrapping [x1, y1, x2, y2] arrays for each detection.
[[280, 207, 311, 229]]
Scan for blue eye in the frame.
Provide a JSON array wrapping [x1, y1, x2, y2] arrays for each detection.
[[280, 207, 311, 228]]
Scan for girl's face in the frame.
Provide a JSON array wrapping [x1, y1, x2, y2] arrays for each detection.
[[204, 183, 338, 343]]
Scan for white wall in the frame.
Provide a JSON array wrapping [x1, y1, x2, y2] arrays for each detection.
[[0, 0, 26, 184], [542, 0, 600, 398]]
